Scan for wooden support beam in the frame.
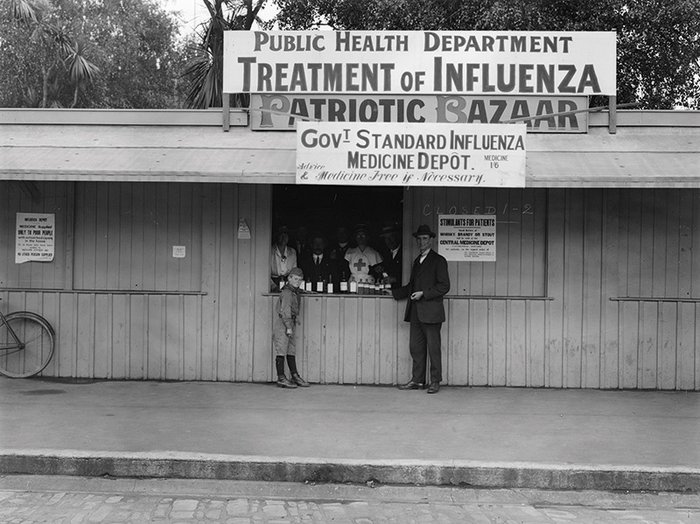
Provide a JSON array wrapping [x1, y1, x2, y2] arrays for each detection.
[[608, 95, 617, 134], [222, 93, 230, 132]]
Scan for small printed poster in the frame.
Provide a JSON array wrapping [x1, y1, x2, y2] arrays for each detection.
[[15, 213, 55, 264], [438, 214, 496, 262], [237, 218, 252, 239]]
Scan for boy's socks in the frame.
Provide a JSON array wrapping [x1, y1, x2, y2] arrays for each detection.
[[275, 356, 286, 378], [286, 355, 298, 376]]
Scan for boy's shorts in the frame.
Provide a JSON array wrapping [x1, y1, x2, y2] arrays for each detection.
[[272, 320, 296, 356]]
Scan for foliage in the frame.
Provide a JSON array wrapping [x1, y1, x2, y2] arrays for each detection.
[[0, 0, 184, 108], [181, 0, 267, 108], [271, 0, 700, 109]]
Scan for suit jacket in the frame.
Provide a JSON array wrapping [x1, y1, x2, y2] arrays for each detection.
[[299, 252, 338, 285], [392, 250, 450, 323], [379, 247, 402, 287]]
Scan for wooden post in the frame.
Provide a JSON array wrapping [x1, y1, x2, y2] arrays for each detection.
[[608, 95, 617, 134], [222, 93, 230, 132]]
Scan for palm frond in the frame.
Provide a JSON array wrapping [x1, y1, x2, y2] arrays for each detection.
[[66, 40, 100, 85]]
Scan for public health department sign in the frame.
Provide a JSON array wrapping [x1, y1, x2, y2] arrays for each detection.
[[224, 31, 616, 96], [296, 122, 527, 187]]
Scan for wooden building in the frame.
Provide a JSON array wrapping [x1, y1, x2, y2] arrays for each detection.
[[1, 108, 699, 389]]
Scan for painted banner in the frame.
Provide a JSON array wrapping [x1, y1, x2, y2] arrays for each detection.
[[296, 122, 527, 187], [438, 214, 496, 261], [251, 94, 588, 132], [224, 31, 616, 95], [15, 213, 55, 264]]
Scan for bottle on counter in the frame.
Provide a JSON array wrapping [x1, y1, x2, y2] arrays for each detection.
[[316, 274, 324, 293], [339, 272, 348, 293], [349, 278, 358, 294]]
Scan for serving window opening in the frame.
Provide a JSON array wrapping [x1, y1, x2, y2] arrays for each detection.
[[270, 185, 403, 294]]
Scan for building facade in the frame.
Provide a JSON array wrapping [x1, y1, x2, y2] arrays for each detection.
[[1, 109, 699, 389]]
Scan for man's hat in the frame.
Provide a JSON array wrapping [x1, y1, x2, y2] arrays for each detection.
[[275, 225, 290, 235], [288, 267, 304, 278], [412, 224, 436, 238], [380, 223, 400, 237], [354, 223, 369, 235]]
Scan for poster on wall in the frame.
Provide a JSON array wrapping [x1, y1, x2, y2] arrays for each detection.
[[15, 213, 55, 264], [438, 214, 496, 261]]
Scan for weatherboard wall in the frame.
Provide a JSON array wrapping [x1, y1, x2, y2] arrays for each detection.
[[0, 181, 698, 389]]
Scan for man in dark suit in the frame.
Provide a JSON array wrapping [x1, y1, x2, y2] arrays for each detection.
[[375, 223, 402, 288], [391, 224, 450, 394], [299, 233, 338, 289]]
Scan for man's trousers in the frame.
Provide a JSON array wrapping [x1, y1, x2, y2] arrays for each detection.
[[409, 307, 443, 384]]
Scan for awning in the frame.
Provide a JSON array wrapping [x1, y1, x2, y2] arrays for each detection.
[[1, 117, 699, 187]]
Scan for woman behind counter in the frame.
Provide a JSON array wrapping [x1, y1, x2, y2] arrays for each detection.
[[270, 225, 297, 291]]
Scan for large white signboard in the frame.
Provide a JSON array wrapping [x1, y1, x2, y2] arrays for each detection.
[[224, 31, 616, 95], [296, 122, 527, 187], [438, 215, 496, 261], [15, 213, 55, 264]]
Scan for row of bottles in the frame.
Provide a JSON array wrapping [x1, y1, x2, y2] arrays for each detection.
[[280, 274, 391, 295]]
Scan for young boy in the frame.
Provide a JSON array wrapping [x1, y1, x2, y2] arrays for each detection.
[[273, 267, 310, 388]]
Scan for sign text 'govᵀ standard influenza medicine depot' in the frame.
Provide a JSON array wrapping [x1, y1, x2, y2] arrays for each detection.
[[296, 122, 526, 187], [224, 31, 616, 96]]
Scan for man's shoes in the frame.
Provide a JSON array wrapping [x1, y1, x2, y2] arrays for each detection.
[[292, 373, 310, 387], [427, 382, 440, 394], [398, 380, 424, 390], [277, 376, 298, 388]]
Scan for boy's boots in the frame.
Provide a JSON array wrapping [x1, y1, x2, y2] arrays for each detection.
[[277, 375, 297, 388], [291, 373, 309, 387]]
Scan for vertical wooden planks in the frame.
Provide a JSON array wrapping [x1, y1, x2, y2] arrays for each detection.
[[111, 294, 129, 379], [563, 189, 584, 387], [507, 300, 527, 386], [378, 298, 398, 384], [676, 302, 696, 390], [38, 292, 60, 377], [216, 184, 235, 381], [199, 184, 220, 381], [128, 294, 146, 378], [448, 299, 469, 385], [105, 184, 121, 290], [658, 302, 678, 389], [619, 301, 639, 388], [601, 189, 620, 388], [639, 191, 655, 296], [93, 293, 112, 377], [164, 295, 183, 380], [359, 298, 378, 383], [545, 189, 566, 388], [489, 300, 507, 385], [638, 301, 658, 389], [183, 296, 201, 380], [469, 300, 489, 386], [75, 294, 95, 377], [303, 296, 324, 383], [323, 297, 341, 384], [251, 185, 273, 383], [146, 295, 165, 380], [233, 185, 253, 381], [582, 190, 603, 388], [527, 300, 546, 387], [341, 299, 360, 383]]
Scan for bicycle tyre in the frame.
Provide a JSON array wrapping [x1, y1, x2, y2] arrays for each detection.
[[0, 311, 55, 378]]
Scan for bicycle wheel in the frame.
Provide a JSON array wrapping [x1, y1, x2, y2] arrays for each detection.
[[0, 312, 55, 378]]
